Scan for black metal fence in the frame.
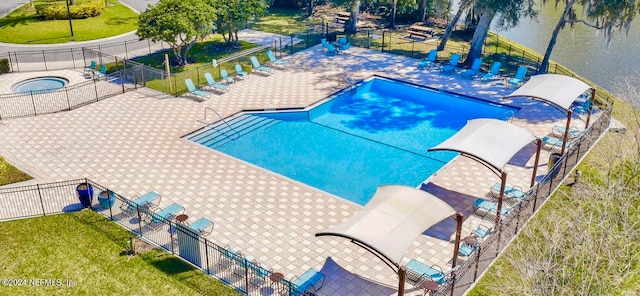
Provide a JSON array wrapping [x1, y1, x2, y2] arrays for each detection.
[[0, 178, 316, 296], [438, 102, 613, 296]]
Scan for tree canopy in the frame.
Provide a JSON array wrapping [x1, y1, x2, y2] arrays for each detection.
[[137, 0, 217, 66], [216, 0, 272, 45]]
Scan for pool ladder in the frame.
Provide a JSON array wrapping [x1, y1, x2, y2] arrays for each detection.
[[495, 110, 515, 123], [339, 72, 356, 90], [199, 107, 240, 141]]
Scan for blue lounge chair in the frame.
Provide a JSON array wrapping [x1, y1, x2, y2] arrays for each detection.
[[418, 49, 437, 69], [405, 259, 458, 285], [542, 136, 573, 149], [84, 60, 96, 77], [490, 183, 527, 199], [204, 72, 230, 93], [220, 69, 235, 84], [190, 217, 214, 236], [441, 53, 461, 74], [93, 64, 107, 80], [472, 225, 493, 240], [290, 268, 325, 296], [552, 125, 582, 138], [458, 241, 478, 257], [147, 202, 184, 223], [184, 78, 211, 101], [234, 63, 249, 79], [248, 260, 271, 288], [266, 49, 290, 69], [481, 61, 502, 80], [217, 245, 240, 271], [473, 198, 520, 218], [461, 58, 482, 78], [120, 191, 161, 212], [250, 56, 274, 75], [507, 66, 528, 86], [572, 99, 591, 114]]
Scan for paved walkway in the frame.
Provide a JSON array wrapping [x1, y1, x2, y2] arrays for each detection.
[[0, 43, 592, 295]]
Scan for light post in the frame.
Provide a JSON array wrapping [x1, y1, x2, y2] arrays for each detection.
[[66, 0, 74, 37]]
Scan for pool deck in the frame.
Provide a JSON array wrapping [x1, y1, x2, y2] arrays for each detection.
[[0, 44, 590, 295]]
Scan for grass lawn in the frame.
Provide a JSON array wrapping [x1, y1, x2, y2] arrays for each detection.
[[0, 210, 240, 296], [0, 155, 32, 186], [0, 0, 138, 44]]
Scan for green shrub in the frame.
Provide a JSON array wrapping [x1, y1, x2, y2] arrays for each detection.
[[35, 1, 105, 20], [0, 58, 9, 74]]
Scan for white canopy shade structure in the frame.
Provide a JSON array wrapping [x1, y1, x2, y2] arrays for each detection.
[[429, 118, 541, 227], [503, 74, 595, 154], [316, 185, 463, 296]]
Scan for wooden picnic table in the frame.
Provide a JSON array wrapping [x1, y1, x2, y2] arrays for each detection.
[[335, 12, 350, 23], [408, 25, 434, 39]]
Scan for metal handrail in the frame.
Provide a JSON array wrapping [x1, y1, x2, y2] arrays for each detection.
[[339, 72, 356, 88], [202, 107, 240, 141]]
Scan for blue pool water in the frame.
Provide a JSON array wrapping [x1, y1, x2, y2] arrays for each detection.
[[12, 76, 69, 94], [188, 77, 519, 205]]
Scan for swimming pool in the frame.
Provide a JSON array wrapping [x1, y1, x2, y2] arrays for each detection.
[[187, 77, 519, 205]]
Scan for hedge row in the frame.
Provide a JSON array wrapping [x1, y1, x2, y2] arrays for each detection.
[[0, 59, 10, 74], [35, 1, 105, 20]]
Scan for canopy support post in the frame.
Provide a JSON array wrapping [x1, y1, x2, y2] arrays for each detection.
[[494, 172, 508, 228], [530, 139, 542, 188], [451, 213, 463, 268], [398, 266, 406, 296], [561, 111, 572, 155]]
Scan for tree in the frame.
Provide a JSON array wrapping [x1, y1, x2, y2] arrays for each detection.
[[465, 0, 536, 66], [137, 0, 217, 66], [437, 0, 472, 50], [346, 0, 361, 34], [539, 0, 640, 73], [216, 0, 272, 45]]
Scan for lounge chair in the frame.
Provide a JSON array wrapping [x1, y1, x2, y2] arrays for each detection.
[[461, 58, 482, 78], [490, 183, 527, 199], [289, 268, 325, 296], [120, 191, 161, 212], [84, 60, 96, 77], [552, 125, 582, 138], [473, 198, 520, 219], [146, 202, 185, 224], [507, 66, 528, 86], [234, 63, 249, 79], [190, 217, 214, 236], [250, 56, 275, 75], [405, 259, 458, 286], [572, 98, 591, 114], [481, 61, 502, 80], [266, 49, 289, 69], [93, 64, 107, 80], [184, 78, 211, 101], [458, 241, 479, 257], [220, 69, 235, 84], [217, 245, 240, 271], [472, 225, 493, 241], [248, 260, 271, 288], [204, 72, 230, 93], [542, 136, 573, 149], [441, 53, 461, 74], [417, 49, 437, 69]]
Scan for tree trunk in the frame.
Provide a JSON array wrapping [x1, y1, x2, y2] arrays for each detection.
[[172, 46, 184, 66], [228, 22, 234, 44], [182, 42, 195, 66], [438, 0, 470, 51], [346, 0, 360, 34], [307, 0, 314, 17], [419, 0, 427, 23], [390, 0, 397, 28], [466, 10, 494, 65], [540, 0, 576, 74]]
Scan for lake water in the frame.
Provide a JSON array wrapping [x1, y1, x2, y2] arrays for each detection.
[[491, 2, 640, 92]]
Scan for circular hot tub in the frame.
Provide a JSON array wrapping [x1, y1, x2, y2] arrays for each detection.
[[11, 76, 69, 94]]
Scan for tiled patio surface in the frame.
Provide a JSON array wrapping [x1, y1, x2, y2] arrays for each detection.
[[0, 44, 591, 295]]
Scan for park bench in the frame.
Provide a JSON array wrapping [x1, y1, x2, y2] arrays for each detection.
[[408, 25, 434, 40], [335, 12, 350, 24]]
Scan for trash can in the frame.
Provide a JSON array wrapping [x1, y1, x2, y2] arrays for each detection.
[[76, 182, 94, 208], [548, 152, 562, 179], [97, 189, 116, 209]]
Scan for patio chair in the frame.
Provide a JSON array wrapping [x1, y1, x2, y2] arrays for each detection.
[[184, 78, 211, 101], [441, 53, 461, 74], [266, 49, 290, 69], [220, 69, 235, 84], [93, 64, 107, 80], [473, 198, 520, 219], [250, 56, 275, 75], [119, 191, 161, 212], [217, 245, 240, 271], [326, 44, 338, 55], [289, 268, 325, 296], [572, 98, 591, 114], [145, 202, 185, 224], [248, 260, 272, 288], [552, 125, 582, 138], [458, 240, 479, 257], [542, 136, 574, 150], [338, 37, 347, 46], [507, 66, 528, 86], [405, 259, 458, 285], [204, 72, 230, 93], [321, 38, 329, 49], [84, 60, 96, 77], [417, 49, 437, 69], [234, 63, 249, 79], [461, 57, 483, 78], [481, 61, 502, 80], [490, 183, 527, 199], [472, 225, 494, 241], [190, 217, 214, 236], [339, 42, 351, 53]]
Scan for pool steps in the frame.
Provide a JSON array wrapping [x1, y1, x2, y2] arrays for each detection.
[[188, 114, 281, 148]]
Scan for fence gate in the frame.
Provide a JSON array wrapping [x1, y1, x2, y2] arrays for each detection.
[[121, 65, 145, 91]]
